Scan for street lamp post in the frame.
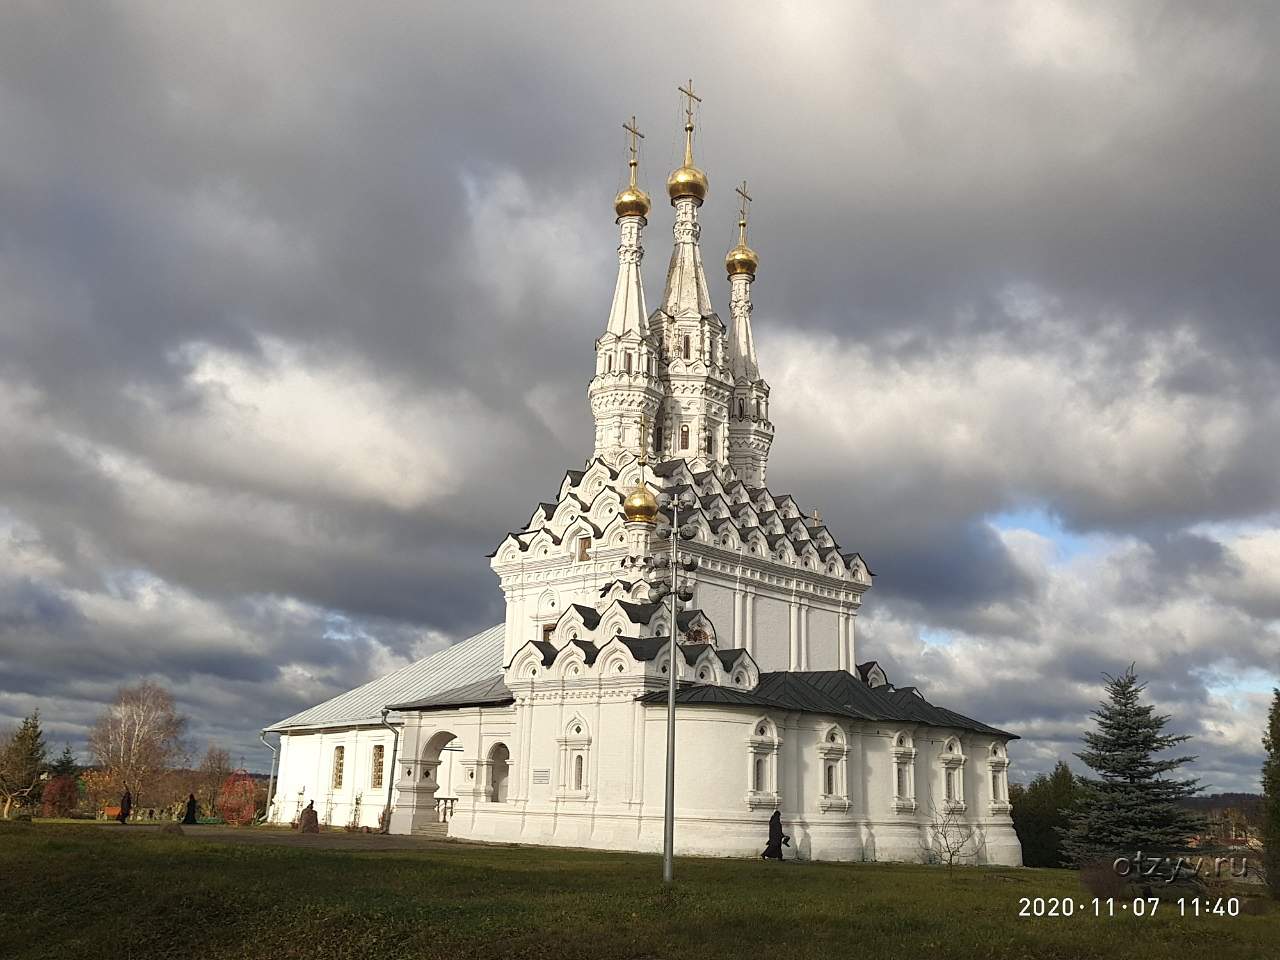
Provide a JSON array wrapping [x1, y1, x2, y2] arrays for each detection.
[[647, 491, 698, 885]]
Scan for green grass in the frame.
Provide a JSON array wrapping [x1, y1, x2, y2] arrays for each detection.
[[1, 822, 1274, 960]]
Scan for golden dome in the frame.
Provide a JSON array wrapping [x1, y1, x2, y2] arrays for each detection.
[[622, 482, 659, 524], [667, 163, 708, 204], [614, 184, 651, 220], [726, 219, 758, 277]]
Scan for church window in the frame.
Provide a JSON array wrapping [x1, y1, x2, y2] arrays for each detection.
[[817, 726, 849, 810], [734, 673, 746, 686], [331, 746, 345, 790], [824, 762, 835, 796], [558, 717, 591, 798], [698, 668, 708, 681], [542, 623, 554, 644], [988, 742, 1010, 813], [705, 431, 714, 456], [682, 335, 691, 360], [680, 424, 690, 449], [370, 744, 384, 789], [747, 717, 780, 809], [654, 423, 663, 451], [939, 738, 966, 811], [577, 536, 591, 562], [891, 732, 917, 813], [625, 352, 633, 373], [738, 398, 745, 419], [607, 355, 613, 372], [755, 399, 761, 419]]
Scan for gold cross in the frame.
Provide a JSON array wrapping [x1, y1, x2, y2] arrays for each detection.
[[735, 180, 753, 222], [678, 80, 701, 165], [678, 80, 702, 127], [623, 116, 644, 185]]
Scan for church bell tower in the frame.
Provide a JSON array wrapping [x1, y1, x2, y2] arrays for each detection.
[[588, 117, 665, 465]]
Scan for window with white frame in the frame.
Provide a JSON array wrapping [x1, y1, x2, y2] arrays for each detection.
[[891, 732, 917, 813], [818, 726, 850, 812], [557, 717, 592, 798], [939, 737, 966, 812], [988, 742, 1011, 814], [746, 718, 781, 809]]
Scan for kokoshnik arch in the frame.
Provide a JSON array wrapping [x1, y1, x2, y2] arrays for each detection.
[[265, 84, 1023, 866]]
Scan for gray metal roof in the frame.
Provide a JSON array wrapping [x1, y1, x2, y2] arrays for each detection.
[[266, 623, 504, 732]]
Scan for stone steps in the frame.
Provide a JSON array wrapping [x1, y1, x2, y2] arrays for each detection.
[[411, 821, 449, 838]]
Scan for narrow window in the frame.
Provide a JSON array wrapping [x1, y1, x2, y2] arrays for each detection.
[[331, 746, 345, 790], [371, 744, 384, 789], [654, 423, 663, 452], [755, 399, 761, 419], [577, 535, 591, 561], [825, 762, 835, 796], [607, 355, 613, 372], [705, 431, 714, 456], [991, 771, 1000, 801], [896, 765, 907, 798], [573, 754, 584, 791], [680, 424, 689, 449], [625, 352, 632, 373], [945, 769, 955, 802], [542, 623, 554, 643], [738, 398, 745, 419], [682, 335, 691, 360], [753, 756, 765, 791]]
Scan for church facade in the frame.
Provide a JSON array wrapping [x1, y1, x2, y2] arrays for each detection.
[[267, 93, 1022, 866]]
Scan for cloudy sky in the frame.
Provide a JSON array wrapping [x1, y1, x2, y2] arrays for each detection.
[[1, 1, 1277, 790]]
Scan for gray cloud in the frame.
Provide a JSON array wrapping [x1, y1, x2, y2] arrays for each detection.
[[0, 1, 1277, 786]]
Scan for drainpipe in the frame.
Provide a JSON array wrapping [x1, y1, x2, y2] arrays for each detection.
[[260, 731, 278, 824], [379, 709, 400, 834]]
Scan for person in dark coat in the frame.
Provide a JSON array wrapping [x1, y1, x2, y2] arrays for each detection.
[[182, 793, 199, 825], [762, 810, 788, 860], [117, 788, 132, 824]]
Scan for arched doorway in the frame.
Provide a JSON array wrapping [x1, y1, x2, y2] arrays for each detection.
[[420, 731, 458, 820], [487, 743, 510, 803]]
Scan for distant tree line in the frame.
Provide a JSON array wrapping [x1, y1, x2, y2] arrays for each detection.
[[0, 682, 263, 823]]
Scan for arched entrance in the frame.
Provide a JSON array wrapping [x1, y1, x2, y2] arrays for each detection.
[[487, 742, 510, 803], [420, 731, 458, 820]]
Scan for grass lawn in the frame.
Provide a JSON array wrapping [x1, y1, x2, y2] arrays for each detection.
[[1, 822, 1274, 960]]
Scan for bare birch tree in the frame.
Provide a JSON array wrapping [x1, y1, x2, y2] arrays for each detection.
[[88, 682, 187, 810], [920, 802, 987, 873]]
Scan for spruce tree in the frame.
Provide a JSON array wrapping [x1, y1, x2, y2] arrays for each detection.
[[51, 745, 78, 778], [1262, 688, 1280, 899], [1063, 666, 1203, 865], [0, 711, 48, 817]]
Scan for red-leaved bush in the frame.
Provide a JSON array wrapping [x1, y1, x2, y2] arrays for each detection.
[[41, 775, 80, 818]]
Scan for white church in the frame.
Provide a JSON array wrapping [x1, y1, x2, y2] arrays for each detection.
[[266, 91, 1023, 866]]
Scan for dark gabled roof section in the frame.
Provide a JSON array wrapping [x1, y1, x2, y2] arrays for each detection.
[[715, 649, 748, 669], [566, 638, 600, 665], [618, 637, 665, 661], [636, 684, 794, 710], [531, 640, 558, 666], [618, 600, 662, 624], [650, 459, 687, 478], [567, 604, 602, 629], [387, 674, 512, 712], [639, 670, 1021, 738]]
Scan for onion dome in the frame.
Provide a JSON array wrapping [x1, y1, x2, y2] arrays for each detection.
[[614, 183, 651, 220], [667, 117, 708, 204], [622, 482, 659, 524], [667, 161, 709, 204], [725, 218, 758, 278]]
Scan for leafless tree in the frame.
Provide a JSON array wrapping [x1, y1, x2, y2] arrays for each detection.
[[88, 682, 188, 811], [920, 802, 987, 874], [197, 745, 233, 813]]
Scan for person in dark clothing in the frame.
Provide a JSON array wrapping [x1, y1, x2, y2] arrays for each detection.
[[762, 810, 789, 860], [182, 793, 199, 825], [117, 789, 132, 824]]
